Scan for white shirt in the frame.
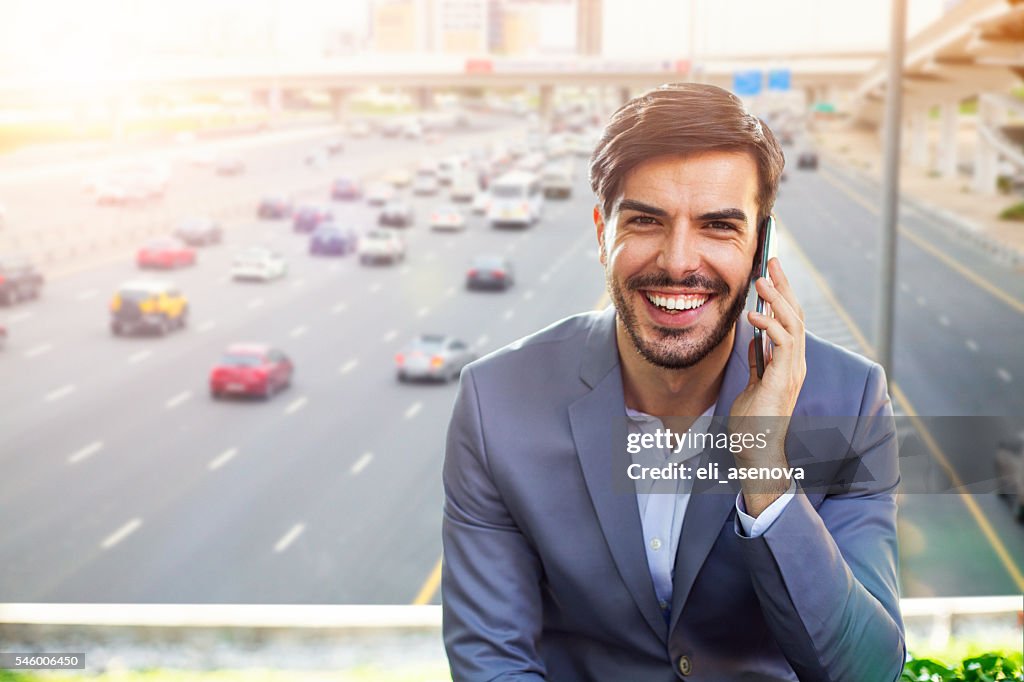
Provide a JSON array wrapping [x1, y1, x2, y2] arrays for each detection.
[[626, 404, 795, 617]]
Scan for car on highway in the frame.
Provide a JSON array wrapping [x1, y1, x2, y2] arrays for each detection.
[[231, 247, 287, 281], [429, 204, 467, 231], [996, 432, 1024, 523], [402, 121, 423, 140], [412, 170, 440, 196], [331, 175, 363, 200], [541, 163, 574, 199], [94, 177, 161, 206], [109, 280, 188, 336], [379, 199, 415, 227], [383, 168, 412, 188], [488, 171, 544, 228], [358, 228, 406, 265], [137, 237, 196, 269], [395, 334, 476, 383], [325, 138, 345, 156], [174, 217, 223, 247], [449, 173, 478, 202], [209, 343, 293, 400], [215, 158, 246, 176], [466, 255, 515, 291], [0, 255, 44, 305], [310, 223, 358, 256], [365, 182, 396, 206], [258, 195, 294, 219], [797, 150, 819, 170], [438, 156, 466, 185], [471, 191, 491, 215], [293, 203, 335, 233]]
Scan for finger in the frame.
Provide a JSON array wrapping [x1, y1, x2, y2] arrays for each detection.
[[747, 309, 794, 376], [767, 258, 804, 322], [755, 276, 803, 340]]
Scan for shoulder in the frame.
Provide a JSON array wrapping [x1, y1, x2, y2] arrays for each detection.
[[799, 332, 888, 415]]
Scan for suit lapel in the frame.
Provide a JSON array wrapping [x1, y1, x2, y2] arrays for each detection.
[[570, 307, 668, 644], [668, 321, 754, 635]]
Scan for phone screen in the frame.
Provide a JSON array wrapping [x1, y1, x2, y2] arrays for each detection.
[[753, 216, 777, 379]]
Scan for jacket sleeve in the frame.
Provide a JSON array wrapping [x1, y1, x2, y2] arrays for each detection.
[[442, 366, 547, 681], [736, 362, 906, 682]]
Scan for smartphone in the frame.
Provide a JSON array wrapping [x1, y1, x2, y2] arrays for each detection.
[[753, 215, 777, 379]]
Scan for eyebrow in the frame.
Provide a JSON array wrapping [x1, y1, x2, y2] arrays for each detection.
[[616, 200, 749, 226]]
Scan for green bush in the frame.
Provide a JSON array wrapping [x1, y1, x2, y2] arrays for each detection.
[[902, 651, 1024, 681], [999, 202, 1024, 221]]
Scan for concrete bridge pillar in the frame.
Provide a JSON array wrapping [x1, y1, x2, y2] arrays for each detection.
[[938, 100, 959, 179], [909, 107, 929, 169]]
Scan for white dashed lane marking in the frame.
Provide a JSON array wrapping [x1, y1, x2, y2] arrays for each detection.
[[68, 441, 103, 465], [503, 309, 515, 320], [966, 339, 979, 352], [382, 330, 398, 343], [273, 523, 305, 553], [289, 325, 308, 339], [416, 307, 430, 318], [369, 282, 382, 294], [45, 384, 76, 402], [165, 391, 192, 409], [284, 396, 308, 415], [331, 302, 348, 314], [248, 298, 264, 310], [198, 320, 216, 333], [127, 350, 152, 365], [350, 452, 374, 475], [101, 518, 142, 550], [208, 448, 238, 471], [339, 359, 358, 374], [475, 334, 489, 348], [997, 368, 1013, 384], [24, 343, 53, 359], [76, 289, 98, 301], [404, 401, 423, 419]]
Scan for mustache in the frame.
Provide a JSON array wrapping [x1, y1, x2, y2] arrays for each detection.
[[624, 272, 731, 296]]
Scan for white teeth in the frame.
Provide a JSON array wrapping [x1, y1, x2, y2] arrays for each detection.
[[645, 292, 709, 312]]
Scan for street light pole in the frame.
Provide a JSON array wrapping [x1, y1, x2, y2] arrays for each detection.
[[877, 0, 907, 377]]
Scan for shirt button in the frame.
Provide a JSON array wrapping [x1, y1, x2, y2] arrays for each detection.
[[678, 655, 692, 676], [649, 538, 662, 551]]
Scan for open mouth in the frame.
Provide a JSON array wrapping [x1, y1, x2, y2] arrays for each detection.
[[643, 291, 711, 315]]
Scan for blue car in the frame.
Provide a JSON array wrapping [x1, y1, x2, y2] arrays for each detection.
[[310, 224, 358, 256]]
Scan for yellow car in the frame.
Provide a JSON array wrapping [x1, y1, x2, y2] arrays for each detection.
[[110, 280, 188, 336]]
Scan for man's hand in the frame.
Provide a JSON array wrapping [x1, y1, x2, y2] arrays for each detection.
[[729, 257, 807, 516]]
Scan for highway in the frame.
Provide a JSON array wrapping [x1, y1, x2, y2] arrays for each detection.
[[1, 115, 1021, 604]]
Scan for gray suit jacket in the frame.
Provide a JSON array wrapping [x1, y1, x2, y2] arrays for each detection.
[[442, 307, 904, 681]]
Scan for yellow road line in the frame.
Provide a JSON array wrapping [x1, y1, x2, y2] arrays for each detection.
[[890, 383, 1024, 592], [412, 556, 443, 605], [818, 167, 1024, 316], [781, 213, 1024, 592]]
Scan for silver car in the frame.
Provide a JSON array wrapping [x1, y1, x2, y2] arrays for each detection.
[[396, 335, 476, 383]]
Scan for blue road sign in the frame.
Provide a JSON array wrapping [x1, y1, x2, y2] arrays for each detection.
[[768, 69, 791, 91], [733, 70, 762, 96]]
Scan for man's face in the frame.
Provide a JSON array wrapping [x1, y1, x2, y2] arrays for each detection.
[[596, 152, 761, 370]]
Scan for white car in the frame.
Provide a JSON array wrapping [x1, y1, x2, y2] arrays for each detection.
[[231, 247, 288, 281], [430, 204, 467, 231], [359, 229, 406, 265], [449, 173, 478, 202], [472, 191, 491, 215], [366, 182, 396, 206], [412, 172, 440, 196]]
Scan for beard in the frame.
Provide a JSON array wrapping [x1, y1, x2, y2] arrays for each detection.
[[608, 268, 750, 370]]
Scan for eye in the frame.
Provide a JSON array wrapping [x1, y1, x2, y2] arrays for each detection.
[[628, 215, 659, 226], [707, 221, 737, 231]]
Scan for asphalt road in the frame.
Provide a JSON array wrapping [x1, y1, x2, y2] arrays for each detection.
[[1, 120, 1021, 604]]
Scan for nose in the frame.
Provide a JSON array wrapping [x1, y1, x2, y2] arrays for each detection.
[[655, 222, 703, 281]]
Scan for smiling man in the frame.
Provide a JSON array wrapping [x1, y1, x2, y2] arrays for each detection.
[[442, 83, 904, 681]]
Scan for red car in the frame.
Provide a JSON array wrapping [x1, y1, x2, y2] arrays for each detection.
[[210, 344, 293, 400], [137, 237, 196, 269]]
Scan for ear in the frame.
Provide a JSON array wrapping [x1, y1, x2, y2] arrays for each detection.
[[593, 204, 608, 266]]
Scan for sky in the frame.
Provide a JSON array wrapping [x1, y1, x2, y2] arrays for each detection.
[[0, 0, 951, 73]]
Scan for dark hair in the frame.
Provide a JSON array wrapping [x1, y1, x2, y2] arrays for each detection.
[[589, 82, 785, 229]]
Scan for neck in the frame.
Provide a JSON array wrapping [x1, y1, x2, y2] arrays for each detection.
[[617, 322, 735, 417]]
